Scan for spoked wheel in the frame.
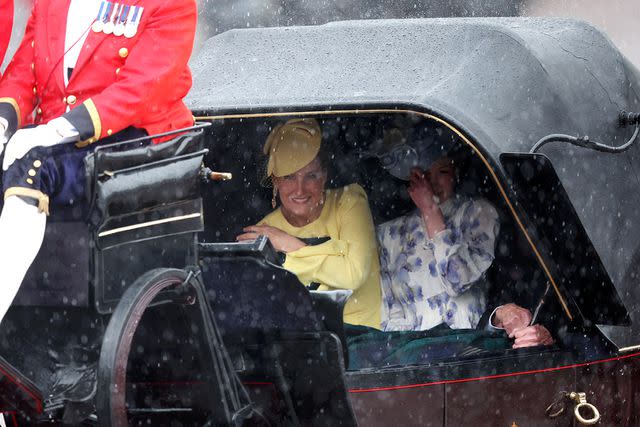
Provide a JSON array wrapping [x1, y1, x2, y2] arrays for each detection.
[[96, 268, 214, 426]]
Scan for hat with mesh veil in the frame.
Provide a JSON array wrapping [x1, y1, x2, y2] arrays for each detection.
[[375, 127, 458, 180]]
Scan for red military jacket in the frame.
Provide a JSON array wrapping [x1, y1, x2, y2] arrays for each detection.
[[0, 0, 12, 68], [0, 0, 196, 145]]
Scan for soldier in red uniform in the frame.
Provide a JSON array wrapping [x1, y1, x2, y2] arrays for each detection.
[[0, 0, 197, 321], [0, 0, 12, 69]]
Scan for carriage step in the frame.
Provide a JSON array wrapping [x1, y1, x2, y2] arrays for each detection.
[[126, 407, 206, 425], [127, 408, 193, 414], [82, 408, 196, 425]]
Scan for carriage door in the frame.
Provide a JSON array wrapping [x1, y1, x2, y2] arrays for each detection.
[[444, 357, 576, 427], [348, 378, 445, 427]]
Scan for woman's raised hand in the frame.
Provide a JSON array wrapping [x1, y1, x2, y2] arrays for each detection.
[[237, 225, 307, 253], [408, 167, 438, 213]]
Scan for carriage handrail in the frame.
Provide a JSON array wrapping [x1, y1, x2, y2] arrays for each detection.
[[91, 122, 212, 154], [95, 148, 209, 179], [198, 235, 283, 268]]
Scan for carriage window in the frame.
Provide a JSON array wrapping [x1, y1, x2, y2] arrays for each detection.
[[201, 113, 571, 377]]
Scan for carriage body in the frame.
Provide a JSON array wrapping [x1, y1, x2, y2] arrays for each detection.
[[0, 17, 639, 426], [187, 17, 640, 426]]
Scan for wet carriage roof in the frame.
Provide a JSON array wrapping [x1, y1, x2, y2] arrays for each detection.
[[188, 18, 640, 348], [188, 17, 640, 152]]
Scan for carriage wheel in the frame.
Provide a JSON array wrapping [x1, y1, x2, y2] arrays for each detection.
[[96, 268, 202, 426]]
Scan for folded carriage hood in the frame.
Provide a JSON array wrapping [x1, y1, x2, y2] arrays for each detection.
[[187, 17, 640, 349]]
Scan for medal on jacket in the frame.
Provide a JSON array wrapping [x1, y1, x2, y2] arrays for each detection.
[[103, 2, 120, 35], [103, 21, 114, 35], [91, 1, 108, 33], [124, 6, 143, 38], [113, 4, 129, 36]]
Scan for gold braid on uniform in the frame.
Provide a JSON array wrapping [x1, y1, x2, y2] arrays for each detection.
[[4, 187, 50, 215]]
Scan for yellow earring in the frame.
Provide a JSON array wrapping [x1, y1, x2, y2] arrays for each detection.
[[272, 186, 278, 209]]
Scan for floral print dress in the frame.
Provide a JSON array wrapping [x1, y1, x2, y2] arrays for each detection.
[[377, 196, 500, 331]]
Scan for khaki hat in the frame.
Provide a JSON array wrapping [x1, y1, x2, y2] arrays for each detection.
[[263, 118, 322, 179]]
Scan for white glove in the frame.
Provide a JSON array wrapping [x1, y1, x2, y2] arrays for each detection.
[[0, 119, 7, 155], [2, 118, 79, 171]]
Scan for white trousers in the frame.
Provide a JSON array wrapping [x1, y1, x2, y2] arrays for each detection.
[[0, 196, 46, 323]]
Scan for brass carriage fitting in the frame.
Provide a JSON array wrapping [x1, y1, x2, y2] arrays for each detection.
[[546, 391, 600, 425], [209, 171, 233, 181], [200, 166, 232, 182], [568, 392, 600, 426]]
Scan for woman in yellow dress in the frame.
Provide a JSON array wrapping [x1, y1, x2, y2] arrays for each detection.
[[236, 118, 381, 329]]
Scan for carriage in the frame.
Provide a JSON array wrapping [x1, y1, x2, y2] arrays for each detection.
[[0, 17, 639, 426]]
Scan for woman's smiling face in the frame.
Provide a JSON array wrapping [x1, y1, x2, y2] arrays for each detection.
[[273, 156, 327, 227]]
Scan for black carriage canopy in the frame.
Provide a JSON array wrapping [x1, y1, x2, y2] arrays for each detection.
[[187, 17, 640, 350]]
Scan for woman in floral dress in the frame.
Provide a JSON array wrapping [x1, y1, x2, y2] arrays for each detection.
[[377, 150, 499, 332], [376, 135, 553, 348]]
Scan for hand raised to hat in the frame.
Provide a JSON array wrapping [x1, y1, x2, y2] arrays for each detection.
[[408, 167, 438, 212], [408, 167, 446, 238], [237, 225, 307, 253]]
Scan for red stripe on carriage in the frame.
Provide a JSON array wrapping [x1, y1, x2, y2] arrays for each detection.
[[348, 351, 640, 393], [0, 364, 42, 413]]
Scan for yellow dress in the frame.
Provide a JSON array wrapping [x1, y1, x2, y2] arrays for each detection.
[[259, 184, 382, 329]]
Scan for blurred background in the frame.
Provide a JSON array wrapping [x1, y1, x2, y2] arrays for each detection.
[[3, 0, 639, 70]]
